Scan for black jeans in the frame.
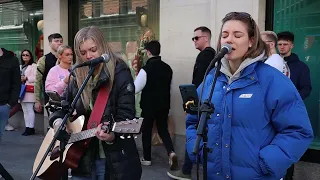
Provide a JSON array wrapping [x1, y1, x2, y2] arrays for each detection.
[[141, 109, 174, 161], [0, 163, 13, 180], [285, 164, 294, 180]]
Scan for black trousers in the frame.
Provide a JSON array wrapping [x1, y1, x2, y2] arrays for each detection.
[[0, 163, 13, 180], [141, 109, 174, 161], [285, 164, 294, 180]]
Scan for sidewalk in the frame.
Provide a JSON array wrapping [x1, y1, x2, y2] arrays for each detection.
[[2, 129, 318, 180], [0, 130, 173, 180]]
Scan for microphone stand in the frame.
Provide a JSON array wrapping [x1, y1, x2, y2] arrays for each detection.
[[30, 65, 98, 180], [192, 59, 222, 180]]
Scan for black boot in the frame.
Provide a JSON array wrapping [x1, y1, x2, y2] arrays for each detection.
[[28, 128, 35, 135], [22, 127, 29, 136]]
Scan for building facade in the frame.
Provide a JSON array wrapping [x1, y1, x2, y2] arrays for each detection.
[[1, 0, 320, 152]]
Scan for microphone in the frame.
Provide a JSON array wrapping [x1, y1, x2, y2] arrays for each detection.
[[215, 43, 232, 60], [74, 54, 110, 69], [206, 44, 232, 71]]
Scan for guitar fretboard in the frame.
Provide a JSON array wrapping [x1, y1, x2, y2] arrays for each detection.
[[68, 128, 98, 144]]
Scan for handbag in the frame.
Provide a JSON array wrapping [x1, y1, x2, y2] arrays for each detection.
[[26, 85, 34, 93], [19, 84, 26, 100]]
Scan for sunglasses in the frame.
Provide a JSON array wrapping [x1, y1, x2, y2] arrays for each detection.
[[192, 36, 206, 41], [225, 12, 255, 30], [22, 54, 30, 57]]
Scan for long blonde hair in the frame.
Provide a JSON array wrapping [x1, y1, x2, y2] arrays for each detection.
[[73, 26, 120, 109]]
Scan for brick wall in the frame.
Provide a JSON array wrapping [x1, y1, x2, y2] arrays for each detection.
[[132, 0, 148, 11], [83, 2, 93, 17], [82, 0, 148, 17], [103, 0, 120, 15]]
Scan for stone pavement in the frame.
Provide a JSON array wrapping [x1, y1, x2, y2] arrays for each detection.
[[1, 129, 320, 180], [0, 130, 191, 180]]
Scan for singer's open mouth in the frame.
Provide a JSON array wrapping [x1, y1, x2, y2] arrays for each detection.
[[232, 48, 236, 50]]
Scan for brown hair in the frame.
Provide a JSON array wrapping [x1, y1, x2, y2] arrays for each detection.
[[194, 26, 212, 39], [277, 31, 294, 42], [216, 12, 268, 60]]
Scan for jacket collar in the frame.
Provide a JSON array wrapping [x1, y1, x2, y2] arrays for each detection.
[[216, 62, 260, 89], [219, 52, 266, 84], [146, 56, 161, 64], [0, 48, 15, 58], [93, 60, 129, 90]]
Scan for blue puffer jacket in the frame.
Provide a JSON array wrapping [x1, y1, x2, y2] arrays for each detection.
[[186, 54, 314, 180]]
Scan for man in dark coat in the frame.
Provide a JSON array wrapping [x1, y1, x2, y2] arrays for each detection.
[[0, 48, 20, 143]]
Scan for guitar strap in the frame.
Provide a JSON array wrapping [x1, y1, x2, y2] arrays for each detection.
[[84, 85, 110, 147], [87, 85, 110, 129]]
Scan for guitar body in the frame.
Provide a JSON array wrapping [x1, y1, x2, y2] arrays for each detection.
[[33, 116, 87, 180], [33, 116, 143, 179]]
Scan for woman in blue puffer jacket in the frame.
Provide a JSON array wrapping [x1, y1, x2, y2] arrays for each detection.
[[186, 12, 314, 180]]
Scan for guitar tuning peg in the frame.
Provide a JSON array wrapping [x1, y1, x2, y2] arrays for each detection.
[[134, 136, 138, 139], [127, 135, 131, 138], [120, 135, 125, 139]]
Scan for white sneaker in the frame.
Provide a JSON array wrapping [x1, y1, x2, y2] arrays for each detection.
[[140, 158, 151, 166], [5, 124, 14, 131], [169, 152, 179, 170]]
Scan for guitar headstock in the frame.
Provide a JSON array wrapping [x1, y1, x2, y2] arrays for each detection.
[[112, 118, 143, 134]]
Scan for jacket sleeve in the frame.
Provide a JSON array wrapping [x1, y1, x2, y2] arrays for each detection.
[[259, 79, 314, 178], [298, 64, 312, 100], [45, 67, 67, 96], [114, 67, 136, 121], [35, 56, 45, 102], [185, 82, 207, 163], [8, 56, 21, 107], [185, 113, 202, 163]]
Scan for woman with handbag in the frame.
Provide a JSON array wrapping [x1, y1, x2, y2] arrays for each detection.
[[20, 50, 37, 136]]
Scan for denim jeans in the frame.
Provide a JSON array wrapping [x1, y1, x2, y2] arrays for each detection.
[[0, 104, 10, 138], [72, 159, 107, 180]]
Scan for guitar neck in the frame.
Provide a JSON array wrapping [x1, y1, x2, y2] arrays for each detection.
[[67, 117, 143, 144], [68, 128, 98, 144]]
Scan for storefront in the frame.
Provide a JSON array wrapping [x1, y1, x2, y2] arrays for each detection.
[[273, 0, 320, 151], [0, 0, 43, 61], [70, 0, 160, 117], [4, 0, 319, 153]]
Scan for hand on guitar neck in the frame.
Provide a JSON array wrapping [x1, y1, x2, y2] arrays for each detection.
[[53, 119, 115, 143], [95, 122, 115, 143]]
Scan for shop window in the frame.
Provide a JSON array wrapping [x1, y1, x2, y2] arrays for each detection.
[[0, 0, 43, 62], [78, 0, 159, 117], [79, 0, 159, 65]]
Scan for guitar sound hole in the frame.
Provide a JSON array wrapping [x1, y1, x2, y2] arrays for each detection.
[[49, 146, 61, 161]]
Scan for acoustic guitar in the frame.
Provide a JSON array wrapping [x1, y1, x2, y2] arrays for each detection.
[[33, 115, 143, 180]]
